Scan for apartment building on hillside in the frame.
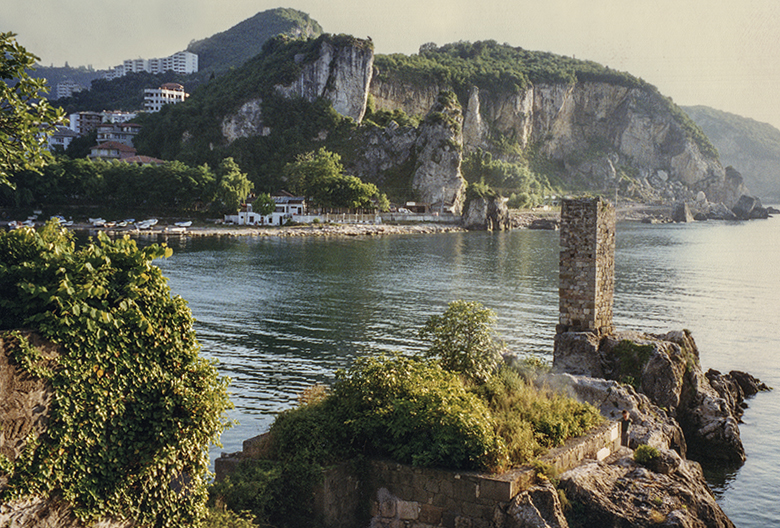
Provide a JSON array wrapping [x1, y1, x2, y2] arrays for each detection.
[[104, 51, 198, 80], [144, 83, 189, 112]]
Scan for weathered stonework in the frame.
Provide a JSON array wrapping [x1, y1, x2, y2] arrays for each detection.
[[557, 197, 615, 335]]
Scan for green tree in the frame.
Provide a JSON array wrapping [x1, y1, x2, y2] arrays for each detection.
[[419, 300, 504, 384], [0, 32, 66, 187], [213, 157, 252, 214], [253, 192, 276, 215], [284, 147, 379, 210]]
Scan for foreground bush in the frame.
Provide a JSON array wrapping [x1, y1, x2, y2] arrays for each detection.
[[0, 222, 232, 527]]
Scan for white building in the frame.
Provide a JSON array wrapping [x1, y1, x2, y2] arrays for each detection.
[[143, 83, 189, 112], [47, 126, 79, 151], [96, 122, 142, 147], [225, 195, 307, 226], [69, 111, 103, 136], [105, 51, 198, 80], [56, 79, 85, 100]]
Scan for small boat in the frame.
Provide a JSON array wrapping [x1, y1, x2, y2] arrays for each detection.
[[135, 219, 158, 230], [165, 226, 187, 234], [174, 221, 192, 227], [89, 217, 106, 226]]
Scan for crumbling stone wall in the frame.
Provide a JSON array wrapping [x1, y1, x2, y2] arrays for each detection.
[[557, 197, 616, 335]]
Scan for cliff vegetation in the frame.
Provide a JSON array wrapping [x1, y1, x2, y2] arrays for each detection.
[[0, 222, 233, 526]]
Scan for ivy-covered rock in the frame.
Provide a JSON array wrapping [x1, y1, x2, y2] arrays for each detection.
[[0, 222, 233, 527]]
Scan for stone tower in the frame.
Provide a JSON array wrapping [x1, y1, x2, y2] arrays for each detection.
[[557, 197, 615, 335]]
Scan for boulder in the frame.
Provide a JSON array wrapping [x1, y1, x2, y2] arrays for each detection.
[[462, 194, 511, 230], [553, 331, 604, 377], [551, 373, 687, 455], [672, 201, 694, 223], [707, 202, 738, 220], [501, 479, 568, 528], [553, 329, 754, 463], [732, 194, 768, 220], [559, 456, 736, 528]]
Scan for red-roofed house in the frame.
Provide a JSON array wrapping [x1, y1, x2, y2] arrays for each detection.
[[89, 141, 137, 161]]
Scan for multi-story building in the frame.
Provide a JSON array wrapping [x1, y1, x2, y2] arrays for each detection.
[[47, 126, 79, 151], [96, 122, 142, 147], [56, 79, 85, 100], [89, 141, 137, 161], [143, 83, 189, 112], [69, 111, 103, 136], [101, 111, 138, 124], [104, 51, 198, 80]]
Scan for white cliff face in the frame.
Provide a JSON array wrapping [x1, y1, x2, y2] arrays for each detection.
[[372, 75, 731, 204], [275, 40, 374, 122], [221, 99, 270, 144], [220, 38, 374, 144], [411, 96, 467, 214]]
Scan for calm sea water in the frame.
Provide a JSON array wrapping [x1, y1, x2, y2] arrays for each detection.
[[154, 216, 780, 527]]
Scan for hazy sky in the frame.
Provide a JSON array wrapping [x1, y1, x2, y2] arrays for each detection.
[[5, 0, 780, 129]]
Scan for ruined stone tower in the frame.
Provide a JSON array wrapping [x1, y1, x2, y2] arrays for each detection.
[[557, 197, 615, 335]]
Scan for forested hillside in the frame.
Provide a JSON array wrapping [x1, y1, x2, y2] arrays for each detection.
[[684, 105, 780, 200], [187, 7, 323, 75]]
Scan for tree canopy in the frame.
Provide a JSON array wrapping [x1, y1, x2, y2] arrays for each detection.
[[284, 147, 381, 210], [0, 32, 66, 187]]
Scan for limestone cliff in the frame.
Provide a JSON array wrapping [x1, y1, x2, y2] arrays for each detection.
[[410, 92, 467, 214], [370, 78, 737, 205], [220, 36, 374, 144], [275, 38, 374, 122]]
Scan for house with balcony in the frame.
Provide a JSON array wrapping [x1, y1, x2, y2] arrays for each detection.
[[96, 122, 141, 147]]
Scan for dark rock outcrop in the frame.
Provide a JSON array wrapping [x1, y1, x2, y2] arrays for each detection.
[[560, 454, 736, 528], [732, 194, 769, 220], [553, 329, 757, 463], [672, 201, 694, 223], [501, 480, 568, 528], [462, 194, 510, 231]]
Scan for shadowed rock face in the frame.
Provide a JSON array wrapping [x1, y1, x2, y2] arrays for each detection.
[[554, 329, 754, 464]]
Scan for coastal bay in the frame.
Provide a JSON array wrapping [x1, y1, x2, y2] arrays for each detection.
[[153, 215, 779, 527]]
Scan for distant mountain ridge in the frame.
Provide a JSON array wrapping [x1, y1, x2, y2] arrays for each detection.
[[186, 7, 323, 75], [683, 105, 780, 201]]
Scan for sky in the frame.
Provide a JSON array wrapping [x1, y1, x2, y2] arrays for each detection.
[[4, 0, 780, 130]]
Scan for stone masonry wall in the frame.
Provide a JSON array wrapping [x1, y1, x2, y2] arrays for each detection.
[[314, 421, 620, 528], [557, 197, 616, 335]]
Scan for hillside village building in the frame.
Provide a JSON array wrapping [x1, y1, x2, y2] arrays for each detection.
[[56, 79, 85, 100], [104, 51, 198, 80], [144, 83, 189, 112], [89, 141, 137, 161], [68, 111, 104, 136]]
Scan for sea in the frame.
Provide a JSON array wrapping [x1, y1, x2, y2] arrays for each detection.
[[153, 215, 780, 527]]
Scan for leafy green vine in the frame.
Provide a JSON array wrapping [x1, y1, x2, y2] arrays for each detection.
[[0, 221, 233, 527]]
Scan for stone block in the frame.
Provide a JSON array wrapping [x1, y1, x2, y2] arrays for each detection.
[[397, 500, 420, 520], [419, 503, 444, 525]]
